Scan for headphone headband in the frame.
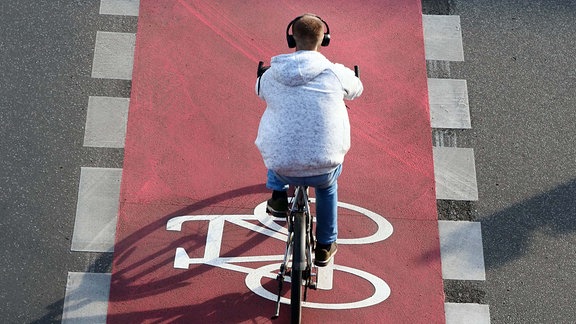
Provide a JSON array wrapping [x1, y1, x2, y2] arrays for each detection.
[[286, 14, 331, 48]]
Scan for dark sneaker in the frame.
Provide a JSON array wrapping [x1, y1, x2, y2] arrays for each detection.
[[266, 191, 288, 217], [314, 242, 338, 267]]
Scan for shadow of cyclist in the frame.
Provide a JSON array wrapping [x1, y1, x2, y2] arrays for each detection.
[[105, 184, 292, 322]]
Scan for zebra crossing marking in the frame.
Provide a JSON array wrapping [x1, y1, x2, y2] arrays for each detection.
[[71, 167, 122, 252], [83, 96, 129, 148], [91, 31, 136, 80], [99, 0, 140, 16]]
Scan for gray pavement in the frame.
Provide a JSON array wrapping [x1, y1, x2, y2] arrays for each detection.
[[0, 1, 133, 322], [424, 0, 576, 322]]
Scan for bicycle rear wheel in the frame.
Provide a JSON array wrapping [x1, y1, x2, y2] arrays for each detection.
[[291, 212, 306, 324]]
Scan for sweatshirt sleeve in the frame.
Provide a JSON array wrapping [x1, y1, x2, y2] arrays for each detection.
[[331, 63, 364, 100]]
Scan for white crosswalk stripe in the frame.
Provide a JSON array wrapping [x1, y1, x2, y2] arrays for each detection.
[[99, 0, 140, 16], [92, 31, 136, 80], [439, 220, 486, 281], [423, 15, 465, 61], [434, 147, 479, 201], [62, 272, 111, 324], [428, 78, 471, 129], [71, 167, 122, 252], [83, 96, 129, 148], [445, 303, 491, 324]]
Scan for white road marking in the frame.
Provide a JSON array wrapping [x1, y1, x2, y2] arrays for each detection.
[[100, 0, 140, 16], [252, 200, 394, 245], [62, 272, 110, 323], [439, 220, 486, 280], [425, 12, 491, 323], [92, 31, 136, 80], [316, 258, 335, 290], [169, 200, 393, 304], [423, 15, 465, 61], [71, 167, 122, 252], [62, 2, 137, 323], [428, 78, 471, 129], [204, 216, 225, 260], [433, 147, 479, 201], [245, 263, 391, 310], [83, 96, 129, 148], [445, 302, 491, 324]]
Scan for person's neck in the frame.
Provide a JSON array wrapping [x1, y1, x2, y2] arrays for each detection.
[[295, 45, 320, 52]]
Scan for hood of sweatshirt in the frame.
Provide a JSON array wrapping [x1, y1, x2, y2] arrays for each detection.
[[270, 51, 332, 86]]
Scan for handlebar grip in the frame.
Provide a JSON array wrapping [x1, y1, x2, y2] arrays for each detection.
[[258, 61, 264, 77], [354, 65, 360, 79]]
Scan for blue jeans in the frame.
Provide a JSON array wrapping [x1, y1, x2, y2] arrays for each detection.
[[266, 165, 343, 245]]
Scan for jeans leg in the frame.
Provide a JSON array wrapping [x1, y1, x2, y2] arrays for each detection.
[[314, 167, 341, 245], [269, 166, 342, 244], [315, 181, 338, 245], [266, 169, 289, 191]]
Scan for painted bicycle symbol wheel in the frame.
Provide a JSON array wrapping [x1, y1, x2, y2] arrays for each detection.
[[245, 262, 391, 309]]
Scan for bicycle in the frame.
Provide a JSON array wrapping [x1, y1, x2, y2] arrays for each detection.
[[271, 186, 315, 323], [257, 61, 360, 323]]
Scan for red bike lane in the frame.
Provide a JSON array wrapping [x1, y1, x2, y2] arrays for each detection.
[[107, 1, 444, 323]]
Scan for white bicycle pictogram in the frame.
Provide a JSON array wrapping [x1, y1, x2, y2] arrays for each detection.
[[166, 199, 394, 310]]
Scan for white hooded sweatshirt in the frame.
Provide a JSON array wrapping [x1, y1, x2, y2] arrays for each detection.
[[255, 51, 363, 177]]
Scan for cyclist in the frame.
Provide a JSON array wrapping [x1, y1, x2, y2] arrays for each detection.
[[255, 14, 363, 266]]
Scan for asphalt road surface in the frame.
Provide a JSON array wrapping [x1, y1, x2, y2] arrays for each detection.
[[424, 0, 576, 323], [1, 1, 132, 322]]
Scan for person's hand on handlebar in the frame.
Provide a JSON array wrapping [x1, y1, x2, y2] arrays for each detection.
[[258, 61, 270, 77]]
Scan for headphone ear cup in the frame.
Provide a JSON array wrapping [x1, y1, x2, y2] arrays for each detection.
[[321, 33, 331, 47], [287, 34, 297, 48]]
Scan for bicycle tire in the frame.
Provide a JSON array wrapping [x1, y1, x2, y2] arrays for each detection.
[[291, 212, 306, 324]]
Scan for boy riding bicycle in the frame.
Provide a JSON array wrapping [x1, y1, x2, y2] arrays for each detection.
[[255, 14, 363, 267]]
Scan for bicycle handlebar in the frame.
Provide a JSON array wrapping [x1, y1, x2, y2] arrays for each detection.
[[257, 61, 268, 77]]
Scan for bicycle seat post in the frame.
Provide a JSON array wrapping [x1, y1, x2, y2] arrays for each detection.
[[295, 186, 308, 211]]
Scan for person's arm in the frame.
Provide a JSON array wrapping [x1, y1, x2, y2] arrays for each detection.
[[332, 64, 363, 100]]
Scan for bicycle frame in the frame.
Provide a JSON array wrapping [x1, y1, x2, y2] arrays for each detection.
[[288, 186, 313, 271]]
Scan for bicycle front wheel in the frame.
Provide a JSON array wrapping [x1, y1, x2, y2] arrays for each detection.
[[291, 212, 306, 324], [290, 267, 303, 323]]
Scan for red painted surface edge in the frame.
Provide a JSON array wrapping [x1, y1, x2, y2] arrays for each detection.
[[108, 1, 444, 323]]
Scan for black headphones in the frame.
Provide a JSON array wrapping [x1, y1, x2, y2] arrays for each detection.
[[286, 14, 331, 48]]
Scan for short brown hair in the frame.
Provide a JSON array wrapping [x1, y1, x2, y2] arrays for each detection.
[[292, 14, 324, 50]]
